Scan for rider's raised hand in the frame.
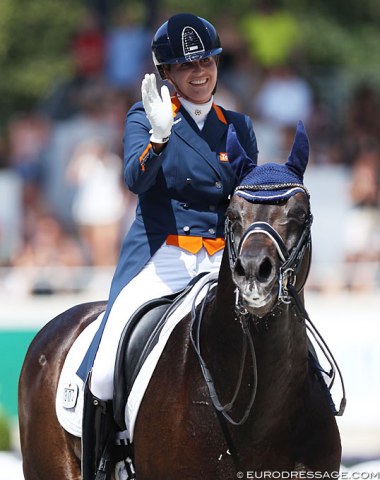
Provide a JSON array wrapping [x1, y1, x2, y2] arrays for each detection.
[[141, 73, 173, 144]]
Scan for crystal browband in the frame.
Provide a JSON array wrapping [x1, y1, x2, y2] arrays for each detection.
[[234, 183, 309, 197]]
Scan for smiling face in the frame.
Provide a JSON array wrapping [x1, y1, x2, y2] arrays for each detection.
[[165, 57, 218, 104]]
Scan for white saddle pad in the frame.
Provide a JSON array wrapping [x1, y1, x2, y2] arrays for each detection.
[[56, 272, 217, 441], [55, 315, 103, 437]]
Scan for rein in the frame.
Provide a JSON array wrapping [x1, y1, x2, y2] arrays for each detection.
[[190, 280, 258, 426], [287, 283, 347, 416]]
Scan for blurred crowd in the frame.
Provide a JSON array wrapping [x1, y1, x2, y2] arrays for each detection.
[[0, 6, 379, 296]]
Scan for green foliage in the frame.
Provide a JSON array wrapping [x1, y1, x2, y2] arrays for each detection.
[[0, 0, 85, 124], [0, 407, 11, 451], [296, 10, 380, 92], [1, 0, 380, 128], [163, 0, 249, 19], [299, 12, 380, 68]]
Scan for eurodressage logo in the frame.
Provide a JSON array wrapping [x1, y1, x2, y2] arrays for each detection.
[[235, 472, 380, 479]]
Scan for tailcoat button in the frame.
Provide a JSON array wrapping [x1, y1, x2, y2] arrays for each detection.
[[215, 181, 222, 189], [208, 228, 215, 234], [186, 178, 192, 184], [183, 226, 190, 233]]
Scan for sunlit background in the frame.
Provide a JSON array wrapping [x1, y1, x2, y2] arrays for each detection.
[[0, 0, 379, 476]]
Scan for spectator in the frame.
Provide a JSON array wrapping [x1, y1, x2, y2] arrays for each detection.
[[41, 80, 121, 231], [250, 64, 314, 164], [0, 170, 23, 266], [6, 112, 51, 185], [67, 140, 125, 266], [253, 65, 313, 128], [343, 144, 380, 290], [9, 211, 85, 295], [216, 13, 260, 110], [105, 6, 151, 96], [38, 9, 106, 121], [240, 3, 301, 69], [71, 10, 106, 80], [343, 83, 380, 166]]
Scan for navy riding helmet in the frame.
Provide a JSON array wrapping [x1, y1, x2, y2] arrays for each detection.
[[152, 13, 223, 80]]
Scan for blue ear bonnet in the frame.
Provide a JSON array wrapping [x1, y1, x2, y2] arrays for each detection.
[[235, 162, 307, 203], [228, 121, 310, 203]]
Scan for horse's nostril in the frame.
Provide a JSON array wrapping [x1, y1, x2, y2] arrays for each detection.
[[258, 257, 272, 282], [235, 256, 273, 283]]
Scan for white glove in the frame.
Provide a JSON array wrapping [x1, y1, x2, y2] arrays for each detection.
[[141, 73, 173, 144]]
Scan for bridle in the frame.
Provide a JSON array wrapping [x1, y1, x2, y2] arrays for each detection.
[[191, 184, 346, 432], [191, 185, 311, 426], [226, 184, 313, 308]]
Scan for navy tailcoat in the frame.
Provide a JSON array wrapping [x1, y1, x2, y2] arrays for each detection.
[[77, 97, 258, 380]]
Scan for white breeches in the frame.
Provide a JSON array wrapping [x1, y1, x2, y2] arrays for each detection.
[[90, 243, 223, 400]]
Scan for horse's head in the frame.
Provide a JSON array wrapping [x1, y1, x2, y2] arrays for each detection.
[[226, 121, 312, 318]]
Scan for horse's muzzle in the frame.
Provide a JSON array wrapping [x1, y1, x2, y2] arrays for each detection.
[[232, 243, 280, 317]]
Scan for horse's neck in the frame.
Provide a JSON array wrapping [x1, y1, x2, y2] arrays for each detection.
[[253, 305, 309, 394]]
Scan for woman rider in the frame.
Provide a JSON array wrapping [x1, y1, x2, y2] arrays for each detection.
[[77, 12, 259, 479]]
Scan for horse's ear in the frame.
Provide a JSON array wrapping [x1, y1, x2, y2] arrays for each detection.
[[285, 120, 309, 180], [226, 123, 256, 182]]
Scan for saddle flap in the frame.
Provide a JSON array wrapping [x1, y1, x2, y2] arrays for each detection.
[[113, 298, 174, 430], [113, 272, 210, 431]]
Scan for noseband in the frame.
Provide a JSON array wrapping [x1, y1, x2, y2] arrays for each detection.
[[225, 186, 313, 306]]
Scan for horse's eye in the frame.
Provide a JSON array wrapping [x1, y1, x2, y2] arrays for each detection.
[[289, 209, 307, 224], [227, 209, 238, 223], [297, 211, 307, 223], [300, 208, 310, 222]]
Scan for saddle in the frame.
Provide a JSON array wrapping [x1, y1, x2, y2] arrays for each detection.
[[112, 272, 208, 430]]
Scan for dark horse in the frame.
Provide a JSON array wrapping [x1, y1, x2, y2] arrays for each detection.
[[19, 122, 343, 479]]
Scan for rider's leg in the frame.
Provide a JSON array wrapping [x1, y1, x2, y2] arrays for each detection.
[[91, 243, 202, 400], [81, 245, 222, 479]]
